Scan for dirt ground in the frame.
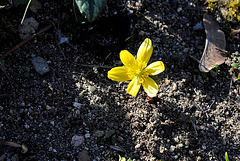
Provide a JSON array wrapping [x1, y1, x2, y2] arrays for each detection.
[[0, 0, 240, 160]]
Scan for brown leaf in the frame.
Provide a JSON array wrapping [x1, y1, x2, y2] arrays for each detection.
[[199, 14, 226, 72]]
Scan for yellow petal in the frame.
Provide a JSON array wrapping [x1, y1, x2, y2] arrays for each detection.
[[120, 50, 136, 68], [108, 66, 130, 81], [136, 38, 153, 65], [142, 77, 158, 97], [127, 77, 141, 97], [144, 61, 165, 75]]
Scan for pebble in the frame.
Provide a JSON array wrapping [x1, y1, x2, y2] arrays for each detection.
[[183, 48, 190, 53], [73, 102, 85, 108], [196, 156, 201, 161], [24, 124, 30, 129], [31, 56, 50, 75], [159, 145, 165, 153], [71, 135, 85, 147], [88, 86, 96, 93], [139, 31, 145, 36], [78, 150, 90, 161], [172, 82, 177, 91], [93, 130, 104, 138], [85, 133, 90, 138], [135, 144, 141, 149], [46, 105, 52, 110], [177, 7, 182, 12], [169, 145, 175, 152], [18, 17, 39, 39], [0, 106, 3, 111], [193, 22, 204, 31]]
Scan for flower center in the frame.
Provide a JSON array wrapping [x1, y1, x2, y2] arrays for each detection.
[[136, 69, 148, 83]]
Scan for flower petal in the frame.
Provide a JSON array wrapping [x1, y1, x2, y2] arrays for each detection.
[[142, 77, 158, 97], [127, 77, 141, 97], [108, 66, 130, 81], [136, 38, 153, 65], [144, 61, 165, 75], [120, 50, 137, 68]]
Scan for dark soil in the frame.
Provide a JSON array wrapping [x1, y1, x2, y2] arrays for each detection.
[[0, 0, 240, 161]]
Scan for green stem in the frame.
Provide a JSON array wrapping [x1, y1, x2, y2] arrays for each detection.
[[21, 0, 32, 24]]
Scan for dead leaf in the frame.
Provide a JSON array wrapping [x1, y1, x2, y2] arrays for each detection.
[[29, 0, 42, 13], [199, 14, 226, 72]]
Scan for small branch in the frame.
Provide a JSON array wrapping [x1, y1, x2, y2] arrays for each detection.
[[0, 140, 28, 153], [80, 64, 113, 69], [1, 24, 53, 60]]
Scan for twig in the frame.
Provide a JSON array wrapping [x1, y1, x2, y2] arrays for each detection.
[[188, 55, 200, 63], [80, 64, 113, 69], [0, 24, 53, 60], [0, 140, 28, 153]]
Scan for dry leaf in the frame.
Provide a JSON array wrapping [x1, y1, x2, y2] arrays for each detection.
[[199, 14, 226, 72]]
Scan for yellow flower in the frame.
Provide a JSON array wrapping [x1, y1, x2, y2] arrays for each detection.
[[108, 38, 165, 97]]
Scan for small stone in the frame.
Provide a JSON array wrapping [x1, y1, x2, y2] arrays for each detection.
[[139, 31, 145, 36], [177, 7, 182, 12], [46, 105, 52, 110], [193, 22, 203, 31], [85, 133, 90, 138], [88, 86, 96, 93], [24, 124, 30, 129], [32, 56, 50, 75], [183, 48, 190, 53], [196, 156, 201, 161], [135, 144, 141, 149], [169, 145, 175, 152], [125, 112, 132, 120], [164, 78, 170, 85], [50, 121, 54, 126], [73, 102, 84, 108], [78, 150, 90, 161], [18, 17, 39, 39], [172, 82, 177, 91], [93, 131, 104, 138], [159, 146, 165, 153], [71, 135, 85, 147], [20, 102, 25, 107], [0, 106, 3, 111]]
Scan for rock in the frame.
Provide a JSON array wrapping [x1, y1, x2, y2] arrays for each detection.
[[73, 102, 85, 108], [78, 150, 90, 161], [18, 17, 39, 39], [177, 7, 182, 12], [85, 133, 90, 138], [139, 31, 145, 36], [193, 22, 204, 31], [169, 145, 175, 152], [93, 130, 104, 138], [88, 86, 96, 93], [71, 135, 85, 147], [135, 143, 141, 149], [31, 56, 50, 75], [183, 48, 190, 53]]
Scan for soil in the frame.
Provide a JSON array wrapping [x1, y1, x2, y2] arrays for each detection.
[[0, 0, 240, 161]]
